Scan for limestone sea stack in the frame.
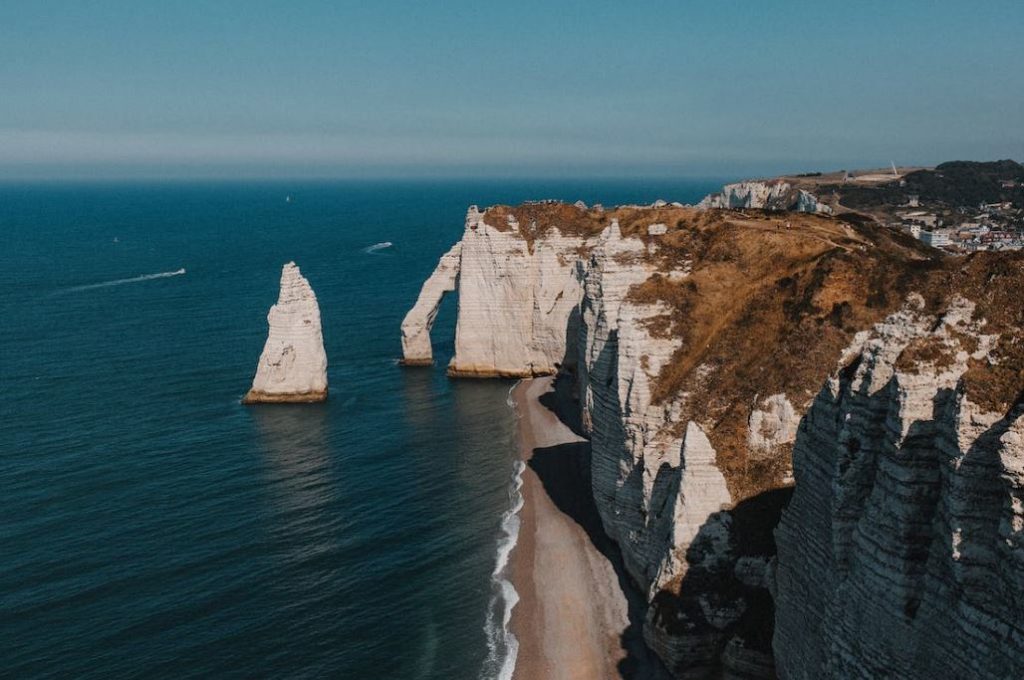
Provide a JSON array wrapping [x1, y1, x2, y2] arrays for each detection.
[[243, 262, 328, 404]]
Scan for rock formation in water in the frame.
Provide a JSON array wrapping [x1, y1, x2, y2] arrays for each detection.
[[401, 200, 1024, 678], [402, 205, 591, 377], [400, 242, 462, 365], [243, 262, 328, 404], [699, 180, 833, 214]]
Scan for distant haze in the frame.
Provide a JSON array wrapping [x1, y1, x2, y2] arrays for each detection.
[[1, 0, 1022, 180]]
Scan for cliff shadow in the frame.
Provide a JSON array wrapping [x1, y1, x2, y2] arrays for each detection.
[[543, 293, 587, 438], [538, 368, 586, 437], [648, 486, 794, 678], [775, 370, 1024, 677], [528, 440, 671, 679]]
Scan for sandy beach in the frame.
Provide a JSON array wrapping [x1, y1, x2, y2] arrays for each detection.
[[509, 377, 667, 680]]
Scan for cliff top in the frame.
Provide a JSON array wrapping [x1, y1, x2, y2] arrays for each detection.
[[481, 200, 1023, 500], [625, 209, 1023, 499], [482, 201, 698, 246]]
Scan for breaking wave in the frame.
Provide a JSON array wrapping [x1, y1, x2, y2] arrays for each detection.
[[483, 381, 525, 680]]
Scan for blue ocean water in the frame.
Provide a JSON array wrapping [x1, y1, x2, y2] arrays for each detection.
[[0, 178, 723, 679]]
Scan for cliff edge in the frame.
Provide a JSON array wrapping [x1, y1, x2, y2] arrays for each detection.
[[401, 201, 1024, 678]]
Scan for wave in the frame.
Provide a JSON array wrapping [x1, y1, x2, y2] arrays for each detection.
[[362, 242, 393, 254], [506, 381, 518, 409], [484, 381, 525, 680], [58, 268, 186, 293], [482, 459, 524, 680]]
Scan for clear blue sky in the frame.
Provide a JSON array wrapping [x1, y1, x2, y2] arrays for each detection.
[[1, 0, 1022, 179]]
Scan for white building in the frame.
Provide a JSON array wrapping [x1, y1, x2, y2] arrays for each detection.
[[920, 230, 951, 248]]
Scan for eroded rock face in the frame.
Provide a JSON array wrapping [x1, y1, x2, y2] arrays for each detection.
[[450, 207, 589, 377], [243, 262, 327, 403], [773, 297, 1024, 679], [699, 181, 832, 214], [401, 206, 591, 377], [400, 202, 1024, 679], [579, 221, 732, 595], [400, 242, 462, 365]]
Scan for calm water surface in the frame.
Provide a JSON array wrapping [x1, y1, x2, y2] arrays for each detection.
[[0, 178, 723, 679]]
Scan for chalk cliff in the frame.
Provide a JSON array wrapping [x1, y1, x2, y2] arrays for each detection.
[[243, 262, 328, 404], [773, 294, 1024, 679], [403, 205, 590, 377], [699, 180, 833, 214], [401, 201, 1024, 678], [400, 242, 462, 365]]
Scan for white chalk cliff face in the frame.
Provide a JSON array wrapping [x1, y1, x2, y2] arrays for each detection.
[[402, 206, 588, 376], [401, 206, 743, 674], [243, 262, 328, 403], [699, 181, 832, 214], [400, 204, 1024, 679], [400, 242, 461, 365], [772, 296, 1024, 679], [578, 221, 731, 596]]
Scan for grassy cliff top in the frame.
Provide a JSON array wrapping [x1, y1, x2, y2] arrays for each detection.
[[486, 201, 1023, 500], [482, 201, 698, 244], [626, 209, 1023, 500]]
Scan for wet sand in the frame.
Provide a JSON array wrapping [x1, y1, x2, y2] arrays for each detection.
[[509, 377, 667, 680]]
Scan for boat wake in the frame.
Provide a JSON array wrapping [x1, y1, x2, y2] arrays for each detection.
[[362, 241, 393, 254], [57, 268, 186, 293]]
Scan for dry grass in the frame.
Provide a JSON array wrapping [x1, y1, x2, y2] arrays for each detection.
[[619, 209, 1023, 499], [482, 202, 698, 251], [481, 200, 1024, 499]]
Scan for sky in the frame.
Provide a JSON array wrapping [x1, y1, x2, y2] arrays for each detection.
[[1, 0, 1022, 179]]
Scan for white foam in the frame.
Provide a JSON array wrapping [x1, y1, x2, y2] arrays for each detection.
[[58, 268, 186, 293], [506, 380, 521, 409], [492, 462, 525, 577], [362, 241, 393, 253], [482, 434, 526, 680]]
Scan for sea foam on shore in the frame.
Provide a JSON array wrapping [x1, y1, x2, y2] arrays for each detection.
[[482, 384, 526, 680]]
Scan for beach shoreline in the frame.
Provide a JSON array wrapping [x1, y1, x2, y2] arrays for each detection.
[[508, 377, 668, 680]]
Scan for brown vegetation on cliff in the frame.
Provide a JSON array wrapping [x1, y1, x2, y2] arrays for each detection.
[[483, 201, 693, 248], [626, 210, 1024, 500], [479, 200, 1024, 499]]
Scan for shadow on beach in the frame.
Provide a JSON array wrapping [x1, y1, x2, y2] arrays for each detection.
[[527, 374, 672, 680]]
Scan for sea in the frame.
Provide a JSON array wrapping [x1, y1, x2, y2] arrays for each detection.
[[0, 178, 724, 679]]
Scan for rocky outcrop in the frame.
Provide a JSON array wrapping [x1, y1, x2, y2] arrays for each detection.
[[400, 242, 461, 365], [401, 200, 1024, 679], [402, 206, 590, 377], [699, 181, 832, 214], [772, 296, 1024, 679], [243, 262, 328, 404], [578, 221, 731, 596]]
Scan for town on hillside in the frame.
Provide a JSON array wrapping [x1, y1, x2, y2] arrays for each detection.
[[781, 160, 1024, 252]]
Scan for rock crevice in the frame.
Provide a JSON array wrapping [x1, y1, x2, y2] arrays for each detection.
[[400, 201, 1024, 678]]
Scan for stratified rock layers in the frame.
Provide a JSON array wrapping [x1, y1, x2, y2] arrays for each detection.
[[243, 262, 328, 403], [400, 201, 1024, 679], [699, 180, 832, 214], [400, 243, 461, 365], [578, 221, 731, 596], [402, 207, 588, 377], [772, 299, 1024, 679]]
